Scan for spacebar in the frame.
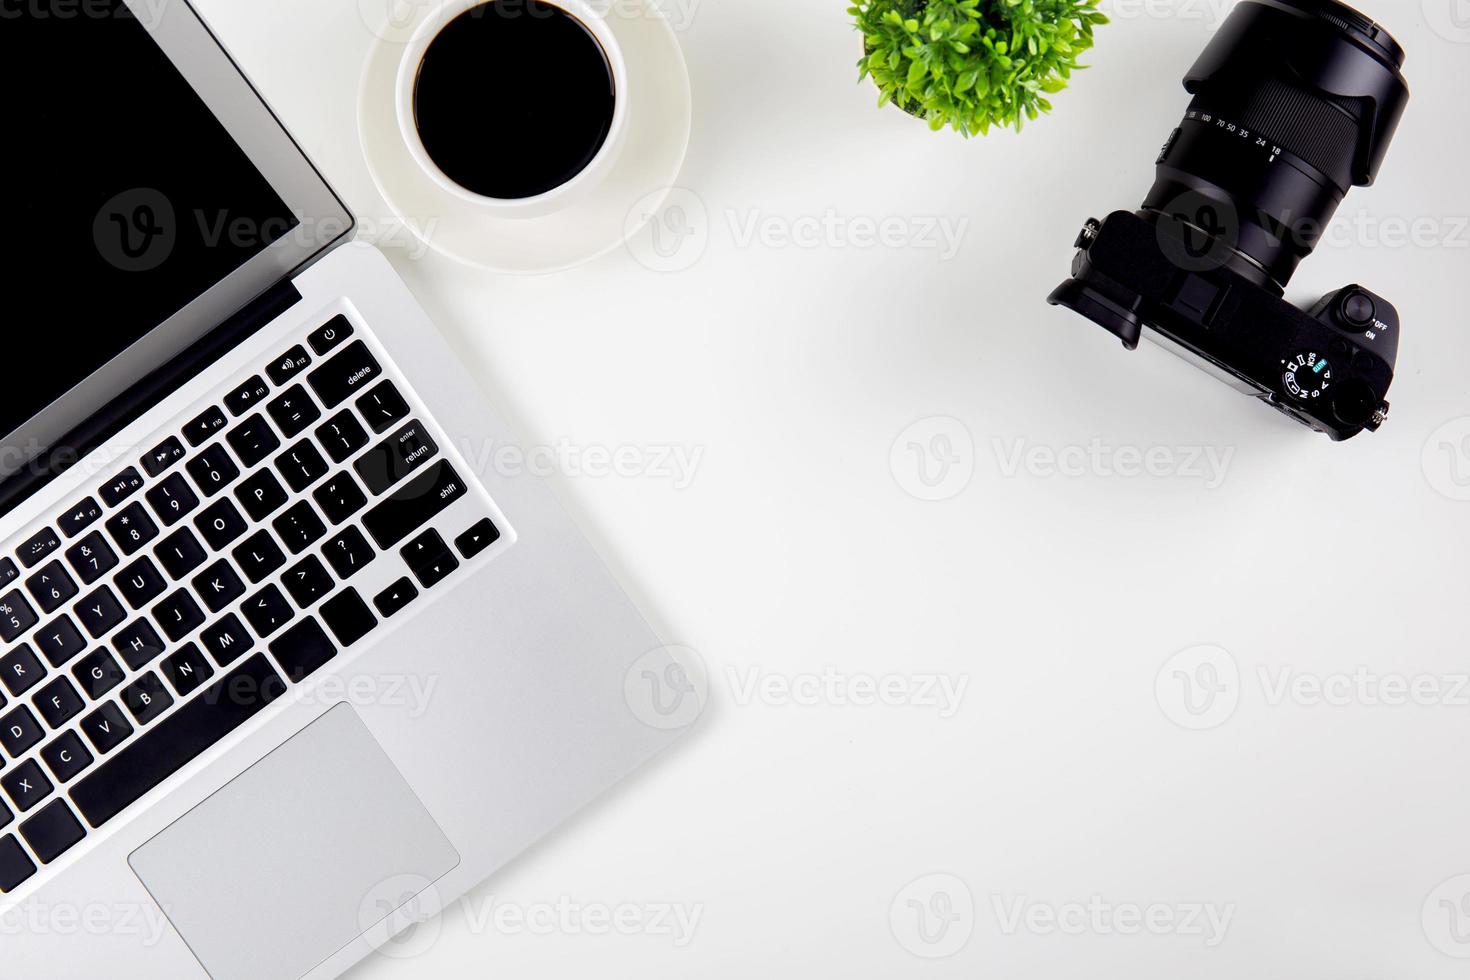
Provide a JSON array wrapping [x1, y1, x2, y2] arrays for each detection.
[[70, 654, 287, 829]]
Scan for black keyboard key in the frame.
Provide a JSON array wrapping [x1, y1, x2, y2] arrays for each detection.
[[323, 527, 374, 580], [160, 643, 215, 698], [156, 527, 207, 580], [183, 406, 228, 446], [40, 732, 93, 784], [316, 410, 370, 463], [0, 835, 36, 891], [235, 469, 289, 522], [225, 413, 281, 467], [320, 590, 377, 647], [354, 420, 438, 495], [355, 380, 411, 434], [0, 644, 44, 698], [80, 703, 132, 755], [401, 529, 448, 570], [33, 676, 84, 728], [272, 502, 326, 554], [153, 590, 205, 642], [223, 375, 271, 416], [113, 619, 165, 671], [73, 649, 125, 700], [35, 616, 85, 668], [309, 341, 382, 409], [362, 461, 468, 548], [455, 518, 501, 559], [58, 498, 102, 537], [232, 531, 286, 584], [195, 498, 248, 550], [105, 502, 159, 556], [242, 585, 294, 638], [373, 579, 418, 618], [20, 799, 85, 863], [116, 557, 166, 609], [0, 706, 43, 757], [308, 315, 353, 355], [266, 384, 322, 439], [74, 586, 125, 639], [267, 345, 312, 385], [121, 672, 172, 725], [2, 760, 52, 812], [99, 467, 145, 508], [64, 531, 118, 585], [313, 472, 368, 524], [18, 528, 61, 568], [200, 614, 253, 667], [0, 558, 16, 586], [282, 556, 333, 608], [0, 590, 38, 643], [275, 440, 328, 493], [142, 436, 187, 477], [411, 548, 458, 589], [186, 444, 240, 497], [192, 560, 244, 613], [145, 472, 200, 527], [25, 561, 77, 614], [269, 617, 336, 682], [72, 655, 286, 828]]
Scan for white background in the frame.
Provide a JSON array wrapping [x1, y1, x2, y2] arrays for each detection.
[[192, 0, 1470, 975]]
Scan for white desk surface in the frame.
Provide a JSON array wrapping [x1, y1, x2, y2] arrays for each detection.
[[193, 0, 1470, 975]]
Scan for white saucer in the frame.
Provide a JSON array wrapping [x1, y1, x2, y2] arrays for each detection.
[[357, 1, 692, 274]]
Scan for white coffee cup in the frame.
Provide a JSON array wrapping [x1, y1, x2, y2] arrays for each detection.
[[394, 0, 629, 219]]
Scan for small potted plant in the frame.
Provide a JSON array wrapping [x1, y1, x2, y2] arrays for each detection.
[[852, 0, 1107, 135]]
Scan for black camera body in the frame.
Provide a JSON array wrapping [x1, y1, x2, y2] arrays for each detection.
[[1049, 0, 1409, 441]]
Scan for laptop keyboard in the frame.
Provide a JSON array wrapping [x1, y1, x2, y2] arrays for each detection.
[[0, 314, 502, 894]]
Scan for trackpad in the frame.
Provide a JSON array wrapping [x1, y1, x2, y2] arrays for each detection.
[[129, 704, 460, 980]]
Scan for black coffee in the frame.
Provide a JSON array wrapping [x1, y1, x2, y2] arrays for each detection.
[[413, 0, 617, 200]]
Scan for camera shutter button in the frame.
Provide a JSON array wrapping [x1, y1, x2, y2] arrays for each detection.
[[1339, 290, 1376, 329]]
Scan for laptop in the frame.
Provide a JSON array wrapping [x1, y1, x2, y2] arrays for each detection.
[[0, 2, 696, 976]]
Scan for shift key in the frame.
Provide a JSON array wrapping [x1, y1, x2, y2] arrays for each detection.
[[307, 341, 382, 408], [362, 460, 467, 548]]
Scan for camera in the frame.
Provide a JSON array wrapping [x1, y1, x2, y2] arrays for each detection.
[[1048, 0, 1409, 441]]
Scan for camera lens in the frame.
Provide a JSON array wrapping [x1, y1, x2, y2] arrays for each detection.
[[1141, 0, 1409, 290]]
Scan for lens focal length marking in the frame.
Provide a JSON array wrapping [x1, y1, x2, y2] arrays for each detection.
[[1185, 110, 1283, 164]]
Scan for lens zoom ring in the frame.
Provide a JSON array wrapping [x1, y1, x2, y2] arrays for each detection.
[[1237, 78, 1360, 184]]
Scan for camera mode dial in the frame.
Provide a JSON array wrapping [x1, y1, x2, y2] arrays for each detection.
[[1282, 351, 1332, 401]]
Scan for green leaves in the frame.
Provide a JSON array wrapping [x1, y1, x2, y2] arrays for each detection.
[[853, 0, 1108, 137]]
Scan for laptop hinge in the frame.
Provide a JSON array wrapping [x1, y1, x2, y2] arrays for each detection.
[[0, 280, 303, 518]]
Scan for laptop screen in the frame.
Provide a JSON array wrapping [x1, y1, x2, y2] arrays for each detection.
[[0, 2, 298, 444]]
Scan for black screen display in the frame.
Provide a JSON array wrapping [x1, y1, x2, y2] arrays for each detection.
[[0, 1, 296, 437]]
